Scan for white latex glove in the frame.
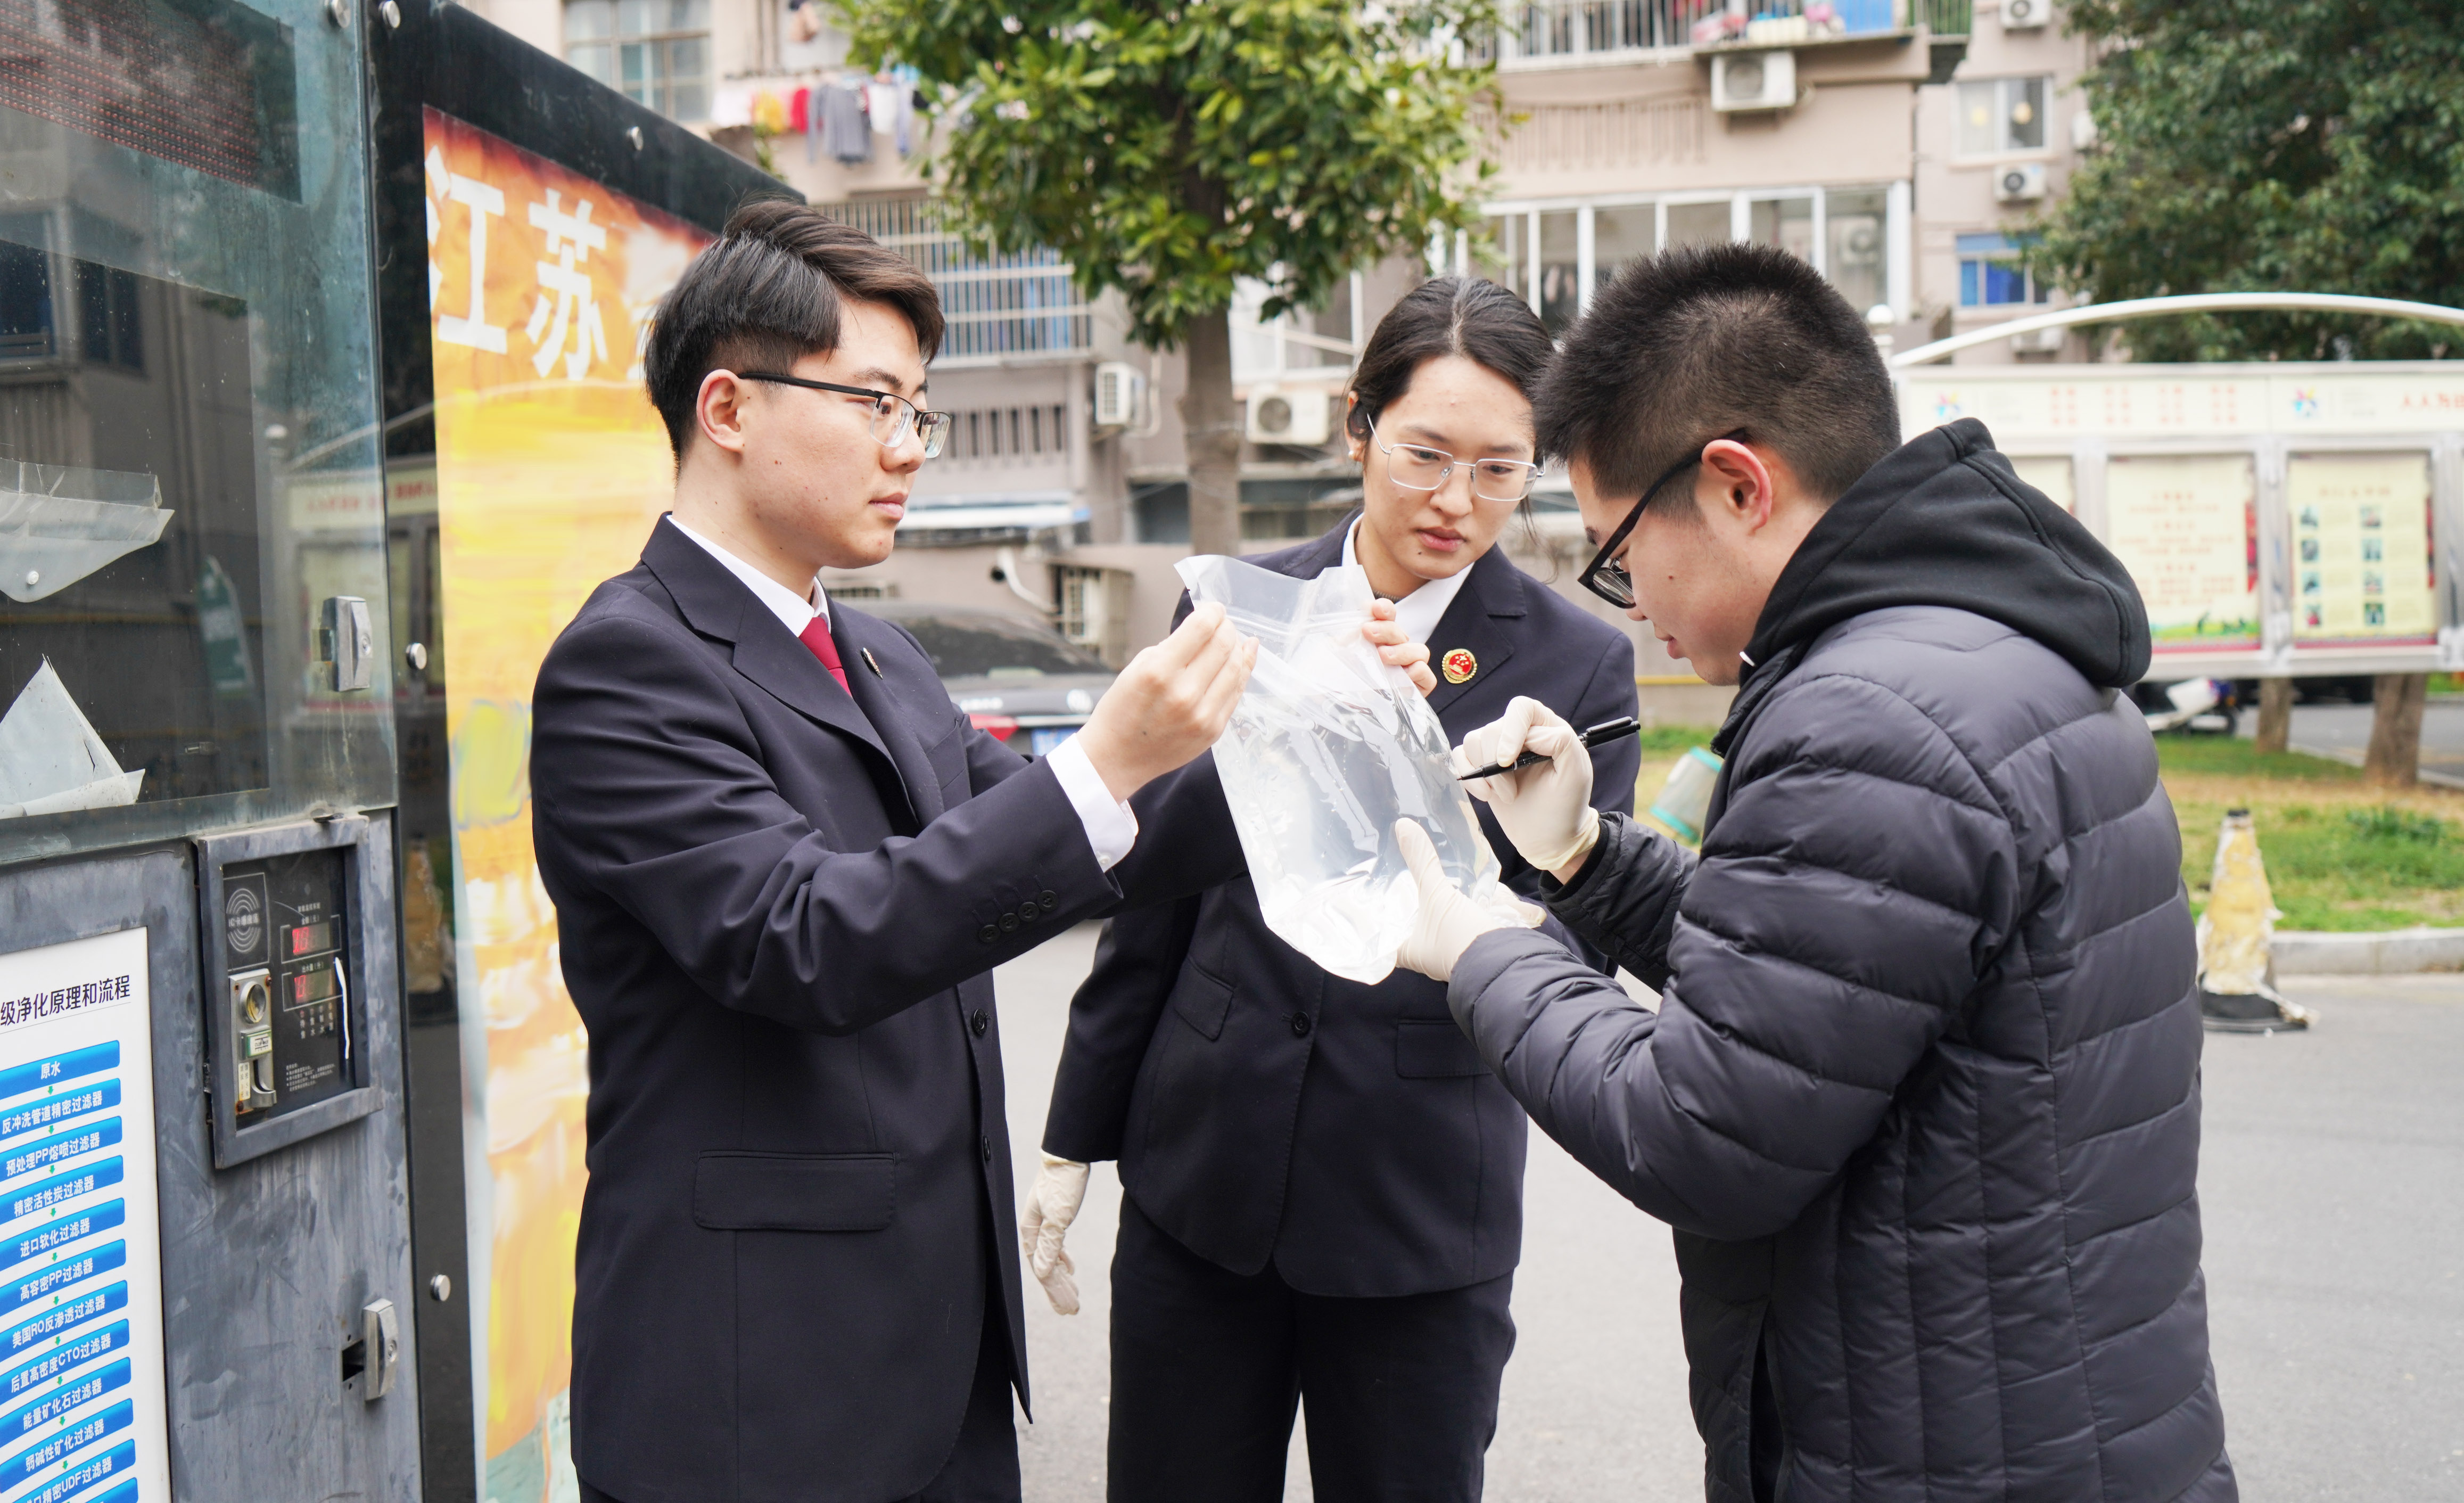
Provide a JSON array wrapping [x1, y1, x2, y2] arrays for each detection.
[[1019, 1155, 1090, 1315], [1392, 820, 1544, 983], [1451, 696, 1600, 877]]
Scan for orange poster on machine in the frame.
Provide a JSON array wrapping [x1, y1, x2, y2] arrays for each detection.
[[420, 105, 711, 1502]]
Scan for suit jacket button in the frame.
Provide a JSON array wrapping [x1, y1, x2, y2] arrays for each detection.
[[1289, 1012, 1312, 1038], [970, 1009, 990, 1038], [979, 1135, 993, 1161], [1038, 890, 1059, 911], [977, 924, 999, 944], [999, 911, 1020, 933]]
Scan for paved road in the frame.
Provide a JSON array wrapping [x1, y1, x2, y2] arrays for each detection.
[[993, 927, 2464, 1500], [2251, 700, 2464, 786]]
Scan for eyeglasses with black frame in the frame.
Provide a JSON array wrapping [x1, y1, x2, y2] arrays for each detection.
[[1365, 415, 1544, 503], [736, 371, 953, 459], [1577, 429, 1751, 609]]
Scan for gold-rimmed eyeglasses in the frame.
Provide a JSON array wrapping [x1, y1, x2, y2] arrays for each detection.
[[1366, 416, 1543, 503], [737, 371, 952, 459]]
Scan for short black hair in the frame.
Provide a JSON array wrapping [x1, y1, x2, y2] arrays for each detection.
[[1345, 275, 1553, 445], [1535, 242, 1899, 511], [644, 198, 944, 458]]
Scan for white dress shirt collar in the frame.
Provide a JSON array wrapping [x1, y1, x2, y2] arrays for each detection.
[[1342, 518, 1473, 647], [667, 515, 830, 637]]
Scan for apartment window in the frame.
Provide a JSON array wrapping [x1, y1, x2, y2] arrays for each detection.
[[1664, 200, 1730, 250], [1825, 188, 1889, 318], [1957, 233, 2049, 307], [1230, 272, 1363, 382], [1482, 185, 1905, 327], [75, 261, 144, 373], [565, 0, 711, 122], [1593, 203, 1655, 293], [1538, 211, 1579, 336], [1956, 76, 2049, 157], [1748, 196, 1814, 265]]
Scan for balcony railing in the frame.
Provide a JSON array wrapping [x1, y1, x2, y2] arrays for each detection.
[[1488, 0, 1923, 65], [817, 195, 1092, 364]]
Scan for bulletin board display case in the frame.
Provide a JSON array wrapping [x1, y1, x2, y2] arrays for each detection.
[[0, 0, 395, 866], [1898, 363, 2464, 678]]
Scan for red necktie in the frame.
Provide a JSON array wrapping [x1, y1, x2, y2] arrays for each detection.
[[798, 614, 850, 693]]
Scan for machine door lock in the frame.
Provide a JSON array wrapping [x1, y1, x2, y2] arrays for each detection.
[[317, 596, 374, 692], [341, 1297, 400, 1400], [229, 968, 277, 1110]]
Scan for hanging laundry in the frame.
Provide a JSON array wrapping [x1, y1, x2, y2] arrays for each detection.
[[823, 81, 871, 164], [710, 85, 755, 128], [786, 0, 823, 43], [867, 78, 903, 135], [788, 86, 811, 135], [752, 89, 789, 134]]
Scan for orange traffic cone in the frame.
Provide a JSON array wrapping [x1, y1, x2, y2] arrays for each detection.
[[2196, 808, 2313, 1033]]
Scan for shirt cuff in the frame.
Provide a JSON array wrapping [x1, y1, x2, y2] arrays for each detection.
[[1046, 736, 1139, 872]]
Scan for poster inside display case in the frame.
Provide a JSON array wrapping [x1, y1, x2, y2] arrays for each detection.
[[418, 102, 716, 1503], [2288, 453, 2437, 646], [2104, 454, 2261, 651]]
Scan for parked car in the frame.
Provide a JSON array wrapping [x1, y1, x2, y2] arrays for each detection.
[[862, 601, 1115, 757]]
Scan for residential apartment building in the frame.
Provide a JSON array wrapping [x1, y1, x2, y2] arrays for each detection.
[[457, 0, 2095, 697]]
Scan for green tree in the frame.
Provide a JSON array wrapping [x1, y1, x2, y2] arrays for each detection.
[[2034, 1, 2463, 786], [2035, 0, 2464, 362], [838, 0, 1499, 555]]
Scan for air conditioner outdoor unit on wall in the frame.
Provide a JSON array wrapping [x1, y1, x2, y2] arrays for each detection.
[[1246, 385, 1331, 447], [2009, 325, 2065, 355], [2000, 0, 2051, 29], [1995, 162, 2048, 203], [1092, 360, 1144, 429], [1710, 50, 1796, 113]]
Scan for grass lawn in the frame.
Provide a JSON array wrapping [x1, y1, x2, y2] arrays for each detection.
[[1628, 727, 2464, 933]]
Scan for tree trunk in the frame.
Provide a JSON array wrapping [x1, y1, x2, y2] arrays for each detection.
[[2253, 677, 2292, 754], [1179, 302, 1244, 558], [2363, 671, 2427, 787]]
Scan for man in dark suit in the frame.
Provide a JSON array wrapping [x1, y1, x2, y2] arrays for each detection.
[[529, 201, 1254, 1503]]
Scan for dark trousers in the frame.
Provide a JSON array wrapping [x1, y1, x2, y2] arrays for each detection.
[[1106, 1196, 1516, 1503], [578, 1304, 1020, 1503]]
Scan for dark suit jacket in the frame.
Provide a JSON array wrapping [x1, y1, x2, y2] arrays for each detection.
[[1043, 524, 1642, 1297], [532, 519, 1228, 1503]]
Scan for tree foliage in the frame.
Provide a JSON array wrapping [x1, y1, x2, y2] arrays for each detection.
[[2034, 0, 2464, 361], [837, 0, 1500, 347]]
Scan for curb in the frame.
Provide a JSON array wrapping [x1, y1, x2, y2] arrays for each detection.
[[2272, 927, 2464, 975]]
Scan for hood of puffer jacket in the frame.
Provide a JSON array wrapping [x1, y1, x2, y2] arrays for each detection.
[[1742, 417, 2151, 692]]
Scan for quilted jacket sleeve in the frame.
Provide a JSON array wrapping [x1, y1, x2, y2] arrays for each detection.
[[1446, 670, 2022, 1242]]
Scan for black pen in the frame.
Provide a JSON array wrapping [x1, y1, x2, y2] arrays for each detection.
[[1455, 716, 1643, 781]]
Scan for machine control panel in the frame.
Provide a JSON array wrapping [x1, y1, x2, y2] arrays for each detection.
[[198, 817, 382, 1167], [218, 849, 355, 1121]]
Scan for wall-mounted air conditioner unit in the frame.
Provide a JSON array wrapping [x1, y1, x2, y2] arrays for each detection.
[[2000, 0, 2051, 29], [1995, 162, 2048, 202], [1710, 51, 1796, 113], [1245, 385, 1331, 447], [1092, 361, 1145, 430], [2009, 325, 2065, 355]]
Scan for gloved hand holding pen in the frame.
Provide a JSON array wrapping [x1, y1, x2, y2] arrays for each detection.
[[1451, 696, 1602, 880]]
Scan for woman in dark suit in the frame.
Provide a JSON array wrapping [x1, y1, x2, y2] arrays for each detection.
[[1026, 276, 1642, 1503]]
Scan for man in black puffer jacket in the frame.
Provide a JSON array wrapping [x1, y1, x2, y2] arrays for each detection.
[[1390, 244, 2235, 1503]]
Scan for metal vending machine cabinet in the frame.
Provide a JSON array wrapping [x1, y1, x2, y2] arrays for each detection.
[[0, 1, 419, 1499]]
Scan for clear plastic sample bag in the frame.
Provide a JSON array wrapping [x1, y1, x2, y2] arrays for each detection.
[[1179, 554, 1517, 984]]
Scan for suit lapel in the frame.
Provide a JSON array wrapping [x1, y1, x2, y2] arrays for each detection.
[[833, 608, 946, 824], [640, 516, 896, 769], [1424, 546, 1525, 721]]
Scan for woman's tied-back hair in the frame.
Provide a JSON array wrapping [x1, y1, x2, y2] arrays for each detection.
[[1344, 275, 1555, 446], [644, 198, 944, 459]]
